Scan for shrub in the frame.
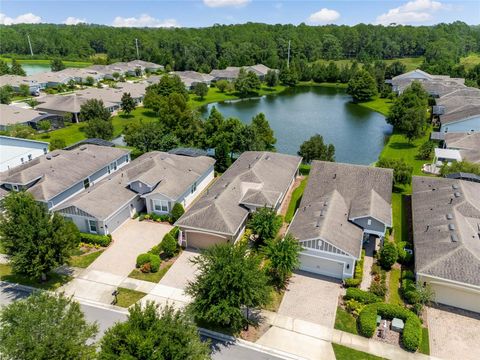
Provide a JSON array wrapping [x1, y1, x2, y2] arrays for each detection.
[[169, 226, 179, 239], [140, 262, 151, 273], [403, 270, 415, 280], [148, 244, 161, 256], [344, 278, 361, 287], [401, 278, 418, 304], [136, 253, 151, 268], [171, 203, 185, 223], [369, 281, 387, 298], [345, 288, 381, 304], [346, 299, 365, 317], [79, 233, 112, 247], [344, 249, 365, 288], [397, 241, 412, 265], [149, 254, 161, 272], [358, 304, 378, 337], [161, 233, 178, 258], [379, 241, 398, 270]]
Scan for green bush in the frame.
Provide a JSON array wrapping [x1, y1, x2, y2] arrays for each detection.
[[357, 303, 422, 351], [136, 253, 151, 268], [171, 203, 185, 223], [401, 278, 419, 304], [397, 241, 413, 265], [149, 254, 161, 272], [379, 241, 398, 270], [369, 281, 387, 298], [148, 244, 161, 256], [344, 249, 365, 288], [344, 278, 361, 287], [169, 226, 179, 239], [403, 270, 415, 280], [161, 233, 178, 258], [345, 299, 365, 317], [79, 233, 112, 247], [345, 288, 381, 304]]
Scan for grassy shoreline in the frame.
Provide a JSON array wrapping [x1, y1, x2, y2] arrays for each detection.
[[0, 56, 91, 68]]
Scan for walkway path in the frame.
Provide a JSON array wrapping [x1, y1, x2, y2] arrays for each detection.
[[360, 236, 376, 291]]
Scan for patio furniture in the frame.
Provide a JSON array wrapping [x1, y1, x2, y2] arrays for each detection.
[[391, 318, 405, 332]]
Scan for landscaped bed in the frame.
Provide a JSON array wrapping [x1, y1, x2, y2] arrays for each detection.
[[69, 248, 105, 268], [128, 261, 173, 283]]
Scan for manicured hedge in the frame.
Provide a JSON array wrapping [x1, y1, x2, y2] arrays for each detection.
[[345, 288, 381, 304], [344, 249, 365, 288], [136, 253, 151, 268], [358, 303, 422, 352], [169, 226, 179, 239], [136, 253, 161, 273], [161, 233, 178, 258], [80, 233, 112, 247]]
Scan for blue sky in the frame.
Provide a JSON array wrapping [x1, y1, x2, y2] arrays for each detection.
[[1, 1, 479, 27]]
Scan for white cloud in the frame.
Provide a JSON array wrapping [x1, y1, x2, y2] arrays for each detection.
[[203, 0, 250, 8], [0, 12, 42, 25], [63, 16, 86, 25], [112, 14, 179, 28], [307, 8, 340, 24], [376, 0, 447, 25]]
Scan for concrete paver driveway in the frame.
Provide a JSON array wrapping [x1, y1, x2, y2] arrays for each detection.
[[87, 219, 172, 277], [159, 249, 200, 290], [278, 271, 341, 328], [427, 305, 480, 360]]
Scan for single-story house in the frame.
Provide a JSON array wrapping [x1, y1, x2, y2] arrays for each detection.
[[412, 176, 480, 313], [443, 132, 480, 164], [0, 74, 40, 95], [28, 71, 75, 89], [246, 64, 275, 80], [434, 88, 480, 133], [53, 68, 105, 84], [390, 69, 465, 96], [171, 71, 214, 89], [56, 152, 215, 235], [210, 67, 241, 82], [77, 82, 147, 106], [0, 144, 130, 210], [127, 60, 164, 74], [175, 151, 301, 249], [0, 136, 49, 172], [0, 104, 64, 131], [287, 161, 393, 279]]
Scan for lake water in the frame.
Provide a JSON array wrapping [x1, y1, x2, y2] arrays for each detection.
[[203, 86, 392, 165], [21, 64, 51, 76]]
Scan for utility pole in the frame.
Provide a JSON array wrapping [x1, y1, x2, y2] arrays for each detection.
[[135, 38, 140, 59], [27, 34, 34, 56], [287, 40, 291, 69]]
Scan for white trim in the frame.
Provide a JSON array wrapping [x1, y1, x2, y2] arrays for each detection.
[[349, 214, 392, 228], [417, 272, 480, 291], [299, 239, 357, 261]]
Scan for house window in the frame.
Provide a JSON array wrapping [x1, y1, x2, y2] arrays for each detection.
[[28, 154, 32, 161], [111, 161, 117, 171], [88, 220, 97, 234], [367, 219, 372, 226], [83, 178, 90, 189], [153, 199, 169, 212], [191, 181, 197, 194], [20, 157, 24, 164]]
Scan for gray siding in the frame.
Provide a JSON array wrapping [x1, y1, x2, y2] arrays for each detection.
[[440, 116, 480, 133], [352, 216, 386, 235], [90, 165, 109, 184], [130, 180, 153, 195], [49, 181, 84, 208]]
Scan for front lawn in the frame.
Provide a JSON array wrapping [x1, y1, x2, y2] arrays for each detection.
[[69, 249, 104, 268], [334, 306, 358, 335], [388, 268, 402, 306], [332, 343, 385, 360], [128, 263, 172, 283], [358, 97, 393, 116], [115, 287, 146, 308], [0, 263, 72, 291], [419, 327, 430, 355], [284, 177, 308, 223], [264, 289, 285, 312]]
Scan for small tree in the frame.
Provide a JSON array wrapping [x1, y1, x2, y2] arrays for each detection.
[[67, 79, 77, 90], [216, 79, 229, 92], [265, 70, 279, 87], [171, 202, 185, 222], [0, 192, 79, 281], [298, 134, 335, 163], [50, 58, 66, 72], [84, 76, 95, 86], [38, 119, 51, 132], [0, 85, 13, 104], [26, 98, 39, 108], [412, 283, 435, 315], [80, 98, 111, 122], [193, 82, 209, 99], [279, 66, 298, 86], [160, 233, 178, 258], [50, 138, 67, 150], [85, 117, 114, 140], [379, 241, 398, 270], [112, 72, 120, 80], [0, 292, 98, 360], [215, 139, 232, 173], [7, 124, 35, 139], [377, 157, 413, 186], [248, 207, 283, 244], [18, 84, 30, 97], [186, 243, 270, 331], [262, 234, 301, 289], [417, 140, 435, 160], [10, 59, 26, 76], [346, 70, 378, 102], [234, 68, 261, 97], [120, 92, 136, 115]]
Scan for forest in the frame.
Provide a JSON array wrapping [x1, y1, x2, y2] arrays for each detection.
[[1, 22, 479, 75]]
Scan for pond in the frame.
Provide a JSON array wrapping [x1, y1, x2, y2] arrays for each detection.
[[21, 63, 51, 76], [202, 86, 392, 165]]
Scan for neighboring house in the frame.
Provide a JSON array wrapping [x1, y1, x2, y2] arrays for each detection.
[[28, 71, 74, 89], [0, 74, 40, 95], [127, 60, 164, 74], [56, 152, 215, 235], [390, 69, 466, 96], [210, 67, 241, 81], [0, 104, 64, 131], [36, 94, 118, 122], [175, 151, 301, 249], [171, 71, 214, 89], [288, 161, 393, 279], [0, 136, 49, 172], [77, 82, 147, 106], [53, 68, 105, 84], [443, 132, 480, 164], [0, 145, 130, 210], [412, 176, 480, 313], [433, 88, 480, 133], [246, 64, 274, 80]]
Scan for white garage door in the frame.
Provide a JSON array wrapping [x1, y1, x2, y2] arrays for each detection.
[[430, 282, 480, 313], [299, 253, 344, 279]]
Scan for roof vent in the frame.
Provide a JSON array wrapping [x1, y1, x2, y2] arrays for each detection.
[[448, 223, 455, 231], [452, 184, 459, 190], [450, 234, 458, 242], [80, 146, 87, 151], [446, 213, 453, 220], [323, 201, 328, 207], [333, 173, 336, 179], [52, 153, 60, 157], [320, 209, 324, 217], [454, 192, 461, 198], [46, 155, 52, 160]]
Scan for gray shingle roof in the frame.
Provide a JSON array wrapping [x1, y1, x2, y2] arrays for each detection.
[[0, 104, 53, 127], [175, 151, 301, 236], [288, 161, 393, 257], [444, 132, 480, 164], [36, 94, 117, 114], [412, 176, 480, 287], [0, 145, 129, 202]]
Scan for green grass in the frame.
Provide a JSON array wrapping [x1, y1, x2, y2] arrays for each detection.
[[0, 57, 91, 68], [312, 57, 423, 72], [334, 307, 358, 335], [358, 97, 394, 116], [299, 163, 311, 175], [128, 263, 172, 283], [0, 243, 5, 254], [419, 327, 430, 355], [285, 177, 308, 223], [332, 343, 385, 360], [392, 193, 408, 244], [460, 53, 480, 70], [0, 263, 72, 290], [264, 289, 285, 312], [69, 249, 104, 268], [388, 268, 403, 306], [115, 287, 147, 308]]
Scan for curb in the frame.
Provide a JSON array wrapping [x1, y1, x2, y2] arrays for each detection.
[[199, 327, 306, 360]]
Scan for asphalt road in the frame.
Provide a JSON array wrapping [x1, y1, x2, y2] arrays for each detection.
[[0, 281, 286, 360]]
